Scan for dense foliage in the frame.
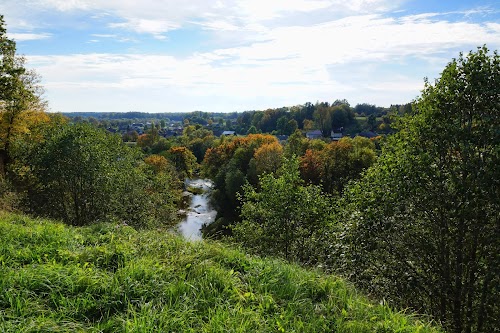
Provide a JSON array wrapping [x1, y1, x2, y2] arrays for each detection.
[[336, 47, 499, 333], [202, 134, 279, 235], [234, 158, 334, 263], [24, 123, 181, 227]]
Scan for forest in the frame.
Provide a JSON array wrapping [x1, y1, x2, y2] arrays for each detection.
[[1, 14, 499, 333]]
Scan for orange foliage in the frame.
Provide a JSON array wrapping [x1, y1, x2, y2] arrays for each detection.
[[299, 149, 322, 185], [144, 154, 169, 173], [137, 134, 153, 148], [203, 134, 278, 177]]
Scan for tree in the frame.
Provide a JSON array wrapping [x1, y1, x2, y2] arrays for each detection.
[[27, 124, 181, 227], [144, 154, 170, 173], [27, 124, 139, 226], [167, 146, 197, 178], [201, 134, 280, 236], [367, 114, 377, 131], [319, 137, 376, 194], [252, 142, 283, 176], [313, 103, 332, 137], [284, 119, 298, 135], [234, 157, 334, 262], [284, 129, 307, 158], [299, 149, 322, 185], [339, 47, 499, 333], [302, 119, 314, 131], [276, 115, 289, 134], [246, 125, 257, 135], [0, 15, 48, 175]]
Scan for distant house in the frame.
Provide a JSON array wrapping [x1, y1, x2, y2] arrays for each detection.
[[331, 131, 343, 141], [358, 131, 378, 139], [306, 130, 323, 139], [221, 130, 236, 136]]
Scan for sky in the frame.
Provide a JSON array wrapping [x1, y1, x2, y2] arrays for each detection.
[[1, 0, 499, 113]]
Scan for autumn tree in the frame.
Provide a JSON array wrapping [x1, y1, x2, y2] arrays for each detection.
[[338, 47, 499, 333], [166, 146, 197, 178], [202, 134, 280, 235], [252, 141, 283, 176], [0, 15, 48, 175], [299, 149, 322, 185], [144, 154, 170, 173]]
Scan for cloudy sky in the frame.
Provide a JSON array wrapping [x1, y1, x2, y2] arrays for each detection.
[[1, 0, 499, 113]]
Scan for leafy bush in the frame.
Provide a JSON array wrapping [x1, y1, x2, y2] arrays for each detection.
[[234, 157, 335, 263], [337, 47, 500, 333], [24, 123, 180, 227]]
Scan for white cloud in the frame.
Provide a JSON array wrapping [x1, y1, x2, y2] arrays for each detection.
[[35, 0, 90, 11], [8, 32, 52, 41], [5, 0, 405, 38], [91, 33, 117, 38], [109, 18, 179, 38]]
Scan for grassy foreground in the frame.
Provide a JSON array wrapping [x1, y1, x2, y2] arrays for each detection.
[[0, 212, 441, 332]]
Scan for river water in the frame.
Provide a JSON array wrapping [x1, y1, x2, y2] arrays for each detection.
[[176, 179, 217, 241]]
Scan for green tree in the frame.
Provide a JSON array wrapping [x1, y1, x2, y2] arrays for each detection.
[[313, 103, 332, 137], [246, 125, 257, 135], [284, 119, 298, 135], [234, 157, 334, 262], [331, 104, 352, 129], [27, 124, 139, 226], [339, 47, 499, 333], [276, 115, 289, 134], [27, 124, 181, 227], [284, 129, 307, 158]]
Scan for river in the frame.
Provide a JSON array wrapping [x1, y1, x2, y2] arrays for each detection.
[[176, 178, 217, 241]]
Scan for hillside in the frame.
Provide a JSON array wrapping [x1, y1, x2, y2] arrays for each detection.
[[0, 212, 441, 332]]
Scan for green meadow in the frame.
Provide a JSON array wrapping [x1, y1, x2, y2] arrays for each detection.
[[0, 212, 441, 332]]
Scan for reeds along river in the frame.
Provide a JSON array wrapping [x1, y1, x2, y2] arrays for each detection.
[[177, 179, 217, 241]]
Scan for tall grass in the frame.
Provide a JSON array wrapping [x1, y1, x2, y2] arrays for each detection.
[[0, 212, 441, 332]]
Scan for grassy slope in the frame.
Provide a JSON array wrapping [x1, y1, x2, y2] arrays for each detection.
[[0, 213, 441, 333]]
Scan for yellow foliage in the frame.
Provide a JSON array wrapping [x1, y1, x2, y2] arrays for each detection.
[[253, 142, 283, 175]]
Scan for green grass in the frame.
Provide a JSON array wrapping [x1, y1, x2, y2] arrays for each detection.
[[0, 212, 441, 332]]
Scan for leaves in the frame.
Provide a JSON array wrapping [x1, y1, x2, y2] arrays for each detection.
[[339, 46, 499, 333]]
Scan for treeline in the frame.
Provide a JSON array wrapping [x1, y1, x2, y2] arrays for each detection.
[[63, 110, 239, 130], [232, 100, 411, 136], [64, 102, 410, 138]]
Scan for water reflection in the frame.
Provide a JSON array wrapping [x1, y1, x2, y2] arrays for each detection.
[[177, 179, 216, 241]]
